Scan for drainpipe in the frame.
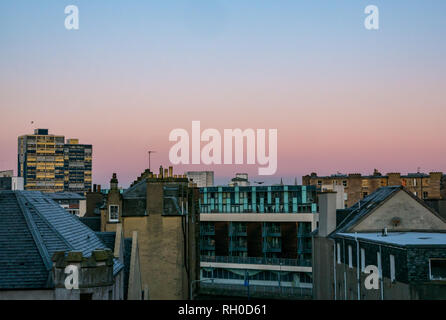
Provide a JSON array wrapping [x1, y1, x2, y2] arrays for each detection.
[[333, 240, 337, 300], [379, 245, 384, 300], [355, 233, 360, 300], [343, 238, 347, 300]]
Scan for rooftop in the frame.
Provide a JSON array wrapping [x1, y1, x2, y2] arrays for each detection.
[[47, 192, 85, 201], [338, 232, 446, 247], [0, 190, 123, 289]]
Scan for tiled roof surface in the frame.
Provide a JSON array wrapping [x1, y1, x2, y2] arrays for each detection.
[[95, 232, 116, 251], [78, 216, 101, 232], [47, 192, 85, 200], [333, 186, 402, 234], [0, 191, 123, 289]]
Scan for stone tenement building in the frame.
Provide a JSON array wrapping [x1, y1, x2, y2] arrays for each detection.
[[302, 170, 444, 208], [101, 166, 200, 300], [0, 190, 142, 300], [312, 186, 446, 300]]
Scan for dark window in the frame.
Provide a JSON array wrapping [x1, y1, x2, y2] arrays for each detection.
[[430, 259, 446, 280]]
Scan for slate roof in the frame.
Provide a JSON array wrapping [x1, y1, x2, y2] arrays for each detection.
[[0, 190, 124, 290], [78, 216, 101, 232], [122, 180, 146, 199], [95, 232, 116, 251], [47, 192, 85, 201], [333, 186, 402, 234], [337, 232, 446, 247], [332, 186, 446, 236]]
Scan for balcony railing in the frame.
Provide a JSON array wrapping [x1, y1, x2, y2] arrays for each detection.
[[263, 243, 281, 253], [199, 282, 312, 298], [201, 255, 312, 267]]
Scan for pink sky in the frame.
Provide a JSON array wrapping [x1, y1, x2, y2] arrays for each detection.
[[1, 1, 445, 188]]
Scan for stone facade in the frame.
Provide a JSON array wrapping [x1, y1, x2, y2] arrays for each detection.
[[101, 166, 200, 300], [303, 170, 444, 208]]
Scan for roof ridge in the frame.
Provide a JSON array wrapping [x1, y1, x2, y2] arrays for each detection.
[[15, 192, 53, 272]]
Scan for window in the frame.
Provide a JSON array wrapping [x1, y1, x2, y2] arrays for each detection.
[[348, 245, 353, 268], [362, 192, 368, 198], [429, 259, 446, 280], [109, 205, 119, 222], [361, 248, 366, 272], [342, 180, 347, 187], [337, 243, 341, 264], [390, 254, 396, 282], [423, 192, 428, 199]]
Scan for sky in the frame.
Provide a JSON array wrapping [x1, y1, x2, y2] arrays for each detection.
[[0, 0, 445, 187]]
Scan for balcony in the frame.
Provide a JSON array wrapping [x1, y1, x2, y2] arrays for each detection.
[[263, 242, 282, 253], [199, 282, 312, 300], [200, 255, 312, 267]]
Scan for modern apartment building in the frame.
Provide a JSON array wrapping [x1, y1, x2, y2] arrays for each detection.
[[198, 185, 319, 299], [303, 169, 444, 208], [64, 139, 92, 192], [18, 129, 92, 193], [18, 129, 65, 192]]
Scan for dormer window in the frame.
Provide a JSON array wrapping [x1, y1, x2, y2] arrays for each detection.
[[109, 205, 119, 222]]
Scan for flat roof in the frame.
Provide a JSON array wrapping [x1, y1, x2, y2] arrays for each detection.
[[338, 232, 446, 247]]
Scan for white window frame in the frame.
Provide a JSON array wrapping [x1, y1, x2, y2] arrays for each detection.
[[429, 258, 446, 281], [348, 245, 353, 268], [390, 254, 396, 282], [109, 205, 119, 222], [361, 248, 366, 272], [337, 243, 341, 264]]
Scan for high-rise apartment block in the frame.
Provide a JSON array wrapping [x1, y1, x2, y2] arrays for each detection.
[[64, 139, 92, 192], [18, 129, 92, 193]]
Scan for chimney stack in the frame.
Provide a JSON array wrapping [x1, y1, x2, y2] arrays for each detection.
[[169, 166, 173, 177], [318, 191, 337, 237]]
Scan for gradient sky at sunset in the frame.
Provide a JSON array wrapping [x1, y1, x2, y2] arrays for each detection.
[[1, 0, 445, 187]]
